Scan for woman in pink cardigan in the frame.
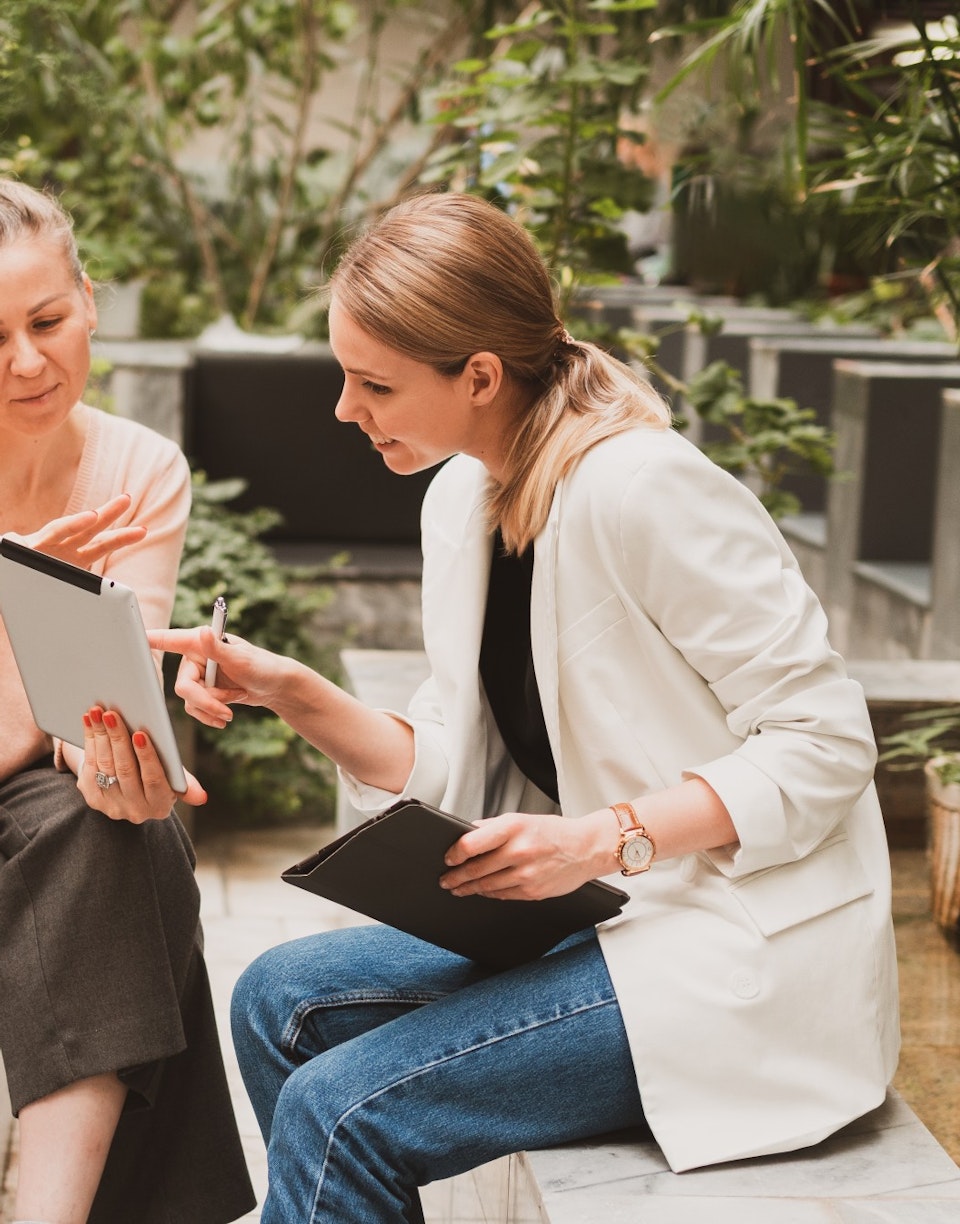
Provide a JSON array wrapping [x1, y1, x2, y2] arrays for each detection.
[[0, 180, 254, 1223]]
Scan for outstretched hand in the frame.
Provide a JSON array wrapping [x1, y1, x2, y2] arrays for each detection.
[[7, 493, 146, 569], [146, 626, 285, 729]]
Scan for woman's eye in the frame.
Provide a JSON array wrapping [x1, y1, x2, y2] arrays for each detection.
[[34, 317, 62, 331], [363, 380, 391, 396]]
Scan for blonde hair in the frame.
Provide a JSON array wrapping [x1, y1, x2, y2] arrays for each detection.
[[329, 192, 670, 552], [0, 180, 84, 287]]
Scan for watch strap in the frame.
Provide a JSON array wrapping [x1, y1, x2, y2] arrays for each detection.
[[611, 801, 641, 832]]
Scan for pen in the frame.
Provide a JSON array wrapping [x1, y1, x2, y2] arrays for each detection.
[[204, 596, 228, 687]]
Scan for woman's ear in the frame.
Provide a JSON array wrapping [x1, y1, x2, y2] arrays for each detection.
[[463, 352, 504, 406], [81, 273, 98, 334]]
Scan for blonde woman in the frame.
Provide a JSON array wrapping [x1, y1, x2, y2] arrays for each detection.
[[0, 179, 254, 1224], [154, 192, 899, 1223]]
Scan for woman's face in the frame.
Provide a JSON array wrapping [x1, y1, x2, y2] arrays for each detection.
[[0, 235, 96, 440], [329, 301, 484, 476]]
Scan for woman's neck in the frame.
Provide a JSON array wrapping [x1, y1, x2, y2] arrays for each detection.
[[0, 404, 87, 532]]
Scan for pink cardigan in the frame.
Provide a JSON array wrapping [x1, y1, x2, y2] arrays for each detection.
[[0, 404, 191, 783]]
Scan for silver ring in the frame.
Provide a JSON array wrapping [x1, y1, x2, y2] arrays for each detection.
[[96, 771, 119, 790]]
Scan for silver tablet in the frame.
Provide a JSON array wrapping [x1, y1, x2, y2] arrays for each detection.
[[0, 537, 187, 792]]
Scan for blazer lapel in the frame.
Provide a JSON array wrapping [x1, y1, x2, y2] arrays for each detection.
[[531, 479, 563, 800], [420, 462, 494, 817]]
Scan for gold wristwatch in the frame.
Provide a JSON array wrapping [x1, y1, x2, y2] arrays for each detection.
[[612, 802, 656, 876]]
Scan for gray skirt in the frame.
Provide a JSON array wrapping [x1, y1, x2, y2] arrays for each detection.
[[0, 761, 255, 1224]]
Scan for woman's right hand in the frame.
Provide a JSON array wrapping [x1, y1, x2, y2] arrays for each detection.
[[76, 705, 209, 823], [7, 493, 146, 568], [146, 626, 288, 729]]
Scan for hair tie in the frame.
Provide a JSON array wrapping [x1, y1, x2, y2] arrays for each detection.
[[553, 325, 576, 365]]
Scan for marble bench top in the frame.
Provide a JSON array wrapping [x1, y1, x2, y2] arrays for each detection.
[[515, 1091, 960, 1224]]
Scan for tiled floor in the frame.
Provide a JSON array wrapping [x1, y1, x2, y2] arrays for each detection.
[[889, 846, 960, 1164], [2, 834, 959, 1221]]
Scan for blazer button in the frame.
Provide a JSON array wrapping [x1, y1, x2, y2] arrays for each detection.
[[731, 970, 761, 1000]]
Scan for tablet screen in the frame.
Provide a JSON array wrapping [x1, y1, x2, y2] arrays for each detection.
[[0, 537, 187, 792]]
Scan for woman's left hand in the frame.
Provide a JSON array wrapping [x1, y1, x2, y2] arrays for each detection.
[[440, 811, 607, 901], [10, 493, 146, 569], [76, 705, 208, 823]]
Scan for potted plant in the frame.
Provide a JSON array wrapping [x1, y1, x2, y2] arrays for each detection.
[[880, 708, 960, 935]]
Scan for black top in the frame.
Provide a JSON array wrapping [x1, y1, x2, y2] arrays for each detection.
[[479, 531, 560, 803]]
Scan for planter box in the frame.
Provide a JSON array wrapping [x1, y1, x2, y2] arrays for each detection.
[[184, 348, 441, 547], [926, 757, 960, 933]]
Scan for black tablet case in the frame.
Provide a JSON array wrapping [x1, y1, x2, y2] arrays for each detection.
[[282, 798, 630, 970]]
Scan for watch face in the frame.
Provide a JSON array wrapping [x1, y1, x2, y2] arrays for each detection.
[[621, 833, 654, 872]]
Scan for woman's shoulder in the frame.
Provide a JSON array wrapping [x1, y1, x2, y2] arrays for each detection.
[[565, 424, 778, 545], [570, 424, 731, 499]]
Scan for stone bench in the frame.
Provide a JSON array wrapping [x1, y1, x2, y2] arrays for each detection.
[[338, 651, 960, 1217], [423, 1090, 960, 1223]]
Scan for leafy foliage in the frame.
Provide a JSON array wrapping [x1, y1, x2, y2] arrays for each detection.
[[172, 473, 338, 824], [880, 707, 960, 788], [654, 2, 960, 341], [425, 0, 660, 294], [808, 13, 960, 340], [687, 362, 835, 519], [0, 0, 486, 335], [618, 312, 836, 518]]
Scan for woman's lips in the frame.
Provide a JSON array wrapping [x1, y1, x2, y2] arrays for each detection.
[[14, 385, 58, 405]]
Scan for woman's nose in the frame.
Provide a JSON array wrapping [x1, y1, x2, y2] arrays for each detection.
[[8, 331, 46, 378], [334, 383, 364, 424]]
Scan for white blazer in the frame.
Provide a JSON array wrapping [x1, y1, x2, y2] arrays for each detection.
[[342, 426, 900, 1172]]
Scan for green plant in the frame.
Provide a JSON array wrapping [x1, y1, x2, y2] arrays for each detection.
[[1, 0, 489, 336], [82, 357, 115, 414], [653, 1, 960, 342], [879, 707, 960, 787], [808, 11, 960, 342], [426, 0, 660, 297], [173, 472, 339, 824], [615, 310, 836, 519], [653, 0, 861, 194]]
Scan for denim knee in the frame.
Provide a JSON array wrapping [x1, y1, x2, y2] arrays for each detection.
[[231, 943, 292, 1050]]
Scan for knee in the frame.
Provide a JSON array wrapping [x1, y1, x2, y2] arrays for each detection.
[[231, 944, 292, 1051], [270, 1058, 359, 1159]]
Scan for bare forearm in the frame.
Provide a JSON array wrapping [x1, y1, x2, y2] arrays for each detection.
[[441, 776, 739, 901], [630, 776, 738, 861], [267, 656, 416, 794], [575, 776, 739, 880]]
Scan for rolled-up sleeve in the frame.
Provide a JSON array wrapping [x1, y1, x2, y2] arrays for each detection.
[[617, 440, 877, 877]]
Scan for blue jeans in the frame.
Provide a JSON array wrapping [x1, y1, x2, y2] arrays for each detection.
[[231, 924, 646, 1223]]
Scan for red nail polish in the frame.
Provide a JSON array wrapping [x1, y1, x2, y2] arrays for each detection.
[[82, 714, 92, 729], [133, 731, 147, 748], [90, 707, 103, 724], [103, 711, 117, 729]]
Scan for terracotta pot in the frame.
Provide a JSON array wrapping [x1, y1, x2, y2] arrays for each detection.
[[925, 755, 960, 931]]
